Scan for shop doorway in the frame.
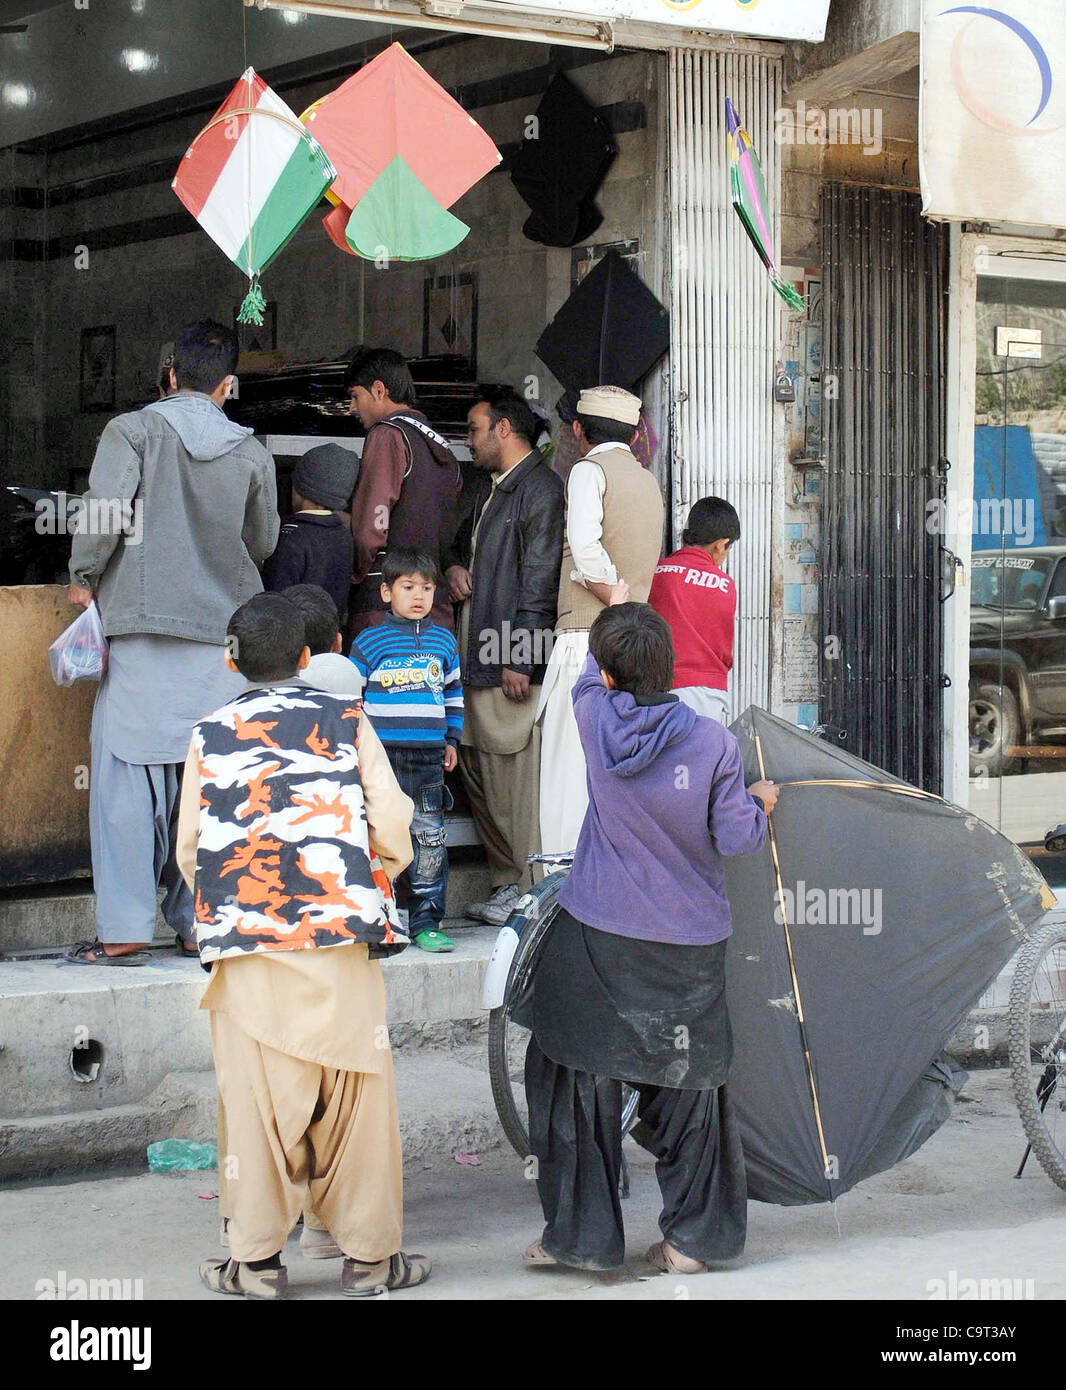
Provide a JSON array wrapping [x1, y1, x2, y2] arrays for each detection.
[[965, 257, 1066, 867], [818, 185, 946, 793]]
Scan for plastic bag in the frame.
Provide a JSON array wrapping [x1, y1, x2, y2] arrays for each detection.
[[49, 603, 109, 686], [146, 1139, 218, 1173]]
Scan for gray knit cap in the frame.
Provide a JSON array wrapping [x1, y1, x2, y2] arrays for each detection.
[[293, 443, 359, 512]]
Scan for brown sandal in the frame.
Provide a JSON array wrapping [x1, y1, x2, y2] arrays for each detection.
[[198, 1257, 287, 1300], [647, 1240, 708, 1275], [341, 1250, 431, 1296]]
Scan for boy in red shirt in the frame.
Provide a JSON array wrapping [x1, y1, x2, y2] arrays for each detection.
[[648, 497, 739, 723]]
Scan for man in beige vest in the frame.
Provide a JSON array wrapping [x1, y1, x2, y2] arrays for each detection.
[[536, 386, 665, 855]]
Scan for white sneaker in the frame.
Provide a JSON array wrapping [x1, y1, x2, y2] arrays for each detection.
[[466, 883, 522, 926], [300, 1224, 344, 1260]]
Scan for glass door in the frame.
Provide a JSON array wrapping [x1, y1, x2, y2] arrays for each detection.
[[967, 264, 1066, 871]]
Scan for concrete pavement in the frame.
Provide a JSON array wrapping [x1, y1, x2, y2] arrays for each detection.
[[3, 1068, 1065, 1301]]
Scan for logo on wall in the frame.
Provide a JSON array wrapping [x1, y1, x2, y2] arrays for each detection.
[[939, 5, 1060, 136], [661, 0, 761, 9]]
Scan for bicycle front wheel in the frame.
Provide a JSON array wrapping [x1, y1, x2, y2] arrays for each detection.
[[487, 872, 566, 1159], [487, 873, 641, 1160], [1008, 919, 1066, 1191]]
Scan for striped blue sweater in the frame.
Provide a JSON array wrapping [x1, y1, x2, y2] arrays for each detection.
[[349, 613, 463, 749]]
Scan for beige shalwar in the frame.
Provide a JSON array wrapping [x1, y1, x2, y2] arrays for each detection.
[[177, 707, 414, 1265], [457, 484, 543, 888]]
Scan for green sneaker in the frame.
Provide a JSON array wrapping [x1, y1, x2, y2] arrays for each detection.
[[413, 929, 454, 953]]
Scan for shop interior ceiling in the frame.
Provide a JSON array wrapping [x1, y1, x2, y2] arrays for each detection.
[[0, 0, 58, 22], [0, 0, 400, 147], [0, 0, 788, 153]]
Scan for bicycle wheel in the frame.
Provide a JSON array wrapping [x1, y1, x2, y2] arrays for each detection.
[[1008, 919, 1066, 1191], [487, 871, 640, 1159]]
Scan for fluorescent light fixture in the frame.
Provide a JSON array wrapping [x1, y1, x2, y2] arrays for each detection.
[[1, 81, 33, 107], [120, 46, 158, 72], [250, 0, 614, 50]]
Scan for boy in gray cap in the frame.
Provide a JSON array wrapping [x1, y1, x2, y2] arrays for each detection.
[[264, 443, 358, 622]]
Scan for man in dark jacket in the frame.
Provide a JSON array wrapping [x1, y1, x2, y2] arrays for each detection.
[[445, 392, 563, 925], [346, 348, 462, 637]]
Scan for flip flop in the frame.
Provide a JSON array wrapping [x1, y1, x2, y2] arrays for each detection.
[[646, 1240, 708, 1275], [175, 934, 200, 958], [413, 930, 454, 953], [64, 940, 150, 967], [523, 1240, 558, 1267]]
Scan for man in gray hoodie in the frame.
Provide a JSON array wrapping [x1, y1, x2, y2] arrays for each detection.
[[66, 320, 279, 964]]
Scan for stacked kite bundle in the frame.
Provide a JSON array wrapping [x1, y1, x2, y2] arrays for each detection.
[[303, 42, 501, 261], [172, 45, 501, 324]]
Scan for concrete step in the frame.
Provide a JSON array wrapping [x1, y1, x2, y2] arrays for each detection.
[[0, 1041, 506, 1183], [0, 921, 499, 1125], [0, 852, 493, 953]]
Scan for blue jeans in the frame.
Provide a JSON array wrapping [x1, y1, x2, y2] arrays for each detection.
[[388, 746, 453, 936]]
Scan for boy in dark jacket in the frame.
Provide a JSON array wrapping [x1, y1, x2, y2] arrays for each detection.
[[349, 547, 463, 952], [522, 598, 778, 1276], [264, 444, 357, 623]]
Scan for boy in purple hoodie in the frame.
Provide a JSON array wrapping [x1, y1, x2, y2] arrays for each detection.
[[522, 599, 778, 1276]]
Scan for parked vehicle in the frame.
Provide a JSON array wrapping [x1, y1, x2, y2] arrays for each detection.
[[969, 547, 1066, 776]]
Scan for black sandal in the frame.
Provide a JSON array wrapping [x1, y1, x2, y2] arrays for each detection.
[[65, 940, 150, 967]]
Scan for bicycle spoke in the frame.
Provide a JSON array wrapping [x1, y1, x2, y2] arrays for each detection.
[[1010, 927, 1066, 1190]]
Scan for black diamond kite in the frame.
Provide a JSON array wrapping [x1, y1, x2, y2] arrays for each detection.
[[535, 249, 670, 393], [510, 73, 616, 248]]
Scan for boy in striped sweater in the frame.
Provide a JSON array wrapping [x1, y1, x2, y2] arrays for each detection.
[[349, 547, 463, 952]]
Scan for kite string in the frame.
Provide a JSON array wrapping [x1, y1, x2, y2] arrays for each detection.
[[755, 731, 832, 1189], [245, 69, 254, 286], [241, 2, 251, 282]]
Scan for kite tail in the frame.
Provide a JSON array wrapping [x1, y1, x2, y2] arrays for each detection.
[[237, 274, 267, 327], [770, 271, 805, 313]]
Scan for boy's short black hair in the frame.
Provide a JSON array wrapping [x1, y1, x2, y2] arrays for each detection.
[[682, 496, 741, 547], [575, 412, 635, 448], [172, 320, 239, 395], [227, 593, 306, 682], [382, 545, 438, 587], [589, 603, 674, 698], [479, 388, 538, 444], [345, 347, 417, 405], [282, 584, 338, 656]]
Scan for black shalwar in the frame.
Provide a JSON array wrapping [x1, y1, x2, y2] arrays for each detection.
[[521, 908, 747, 1271]]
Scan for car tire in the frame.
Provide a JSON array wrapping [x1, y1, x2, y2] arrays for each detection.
[[969, 680, 1021, 778]]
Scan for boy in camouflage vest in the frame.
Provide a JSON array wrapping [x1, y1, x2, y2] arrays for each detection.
[[177, 592, 431, 1298]]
